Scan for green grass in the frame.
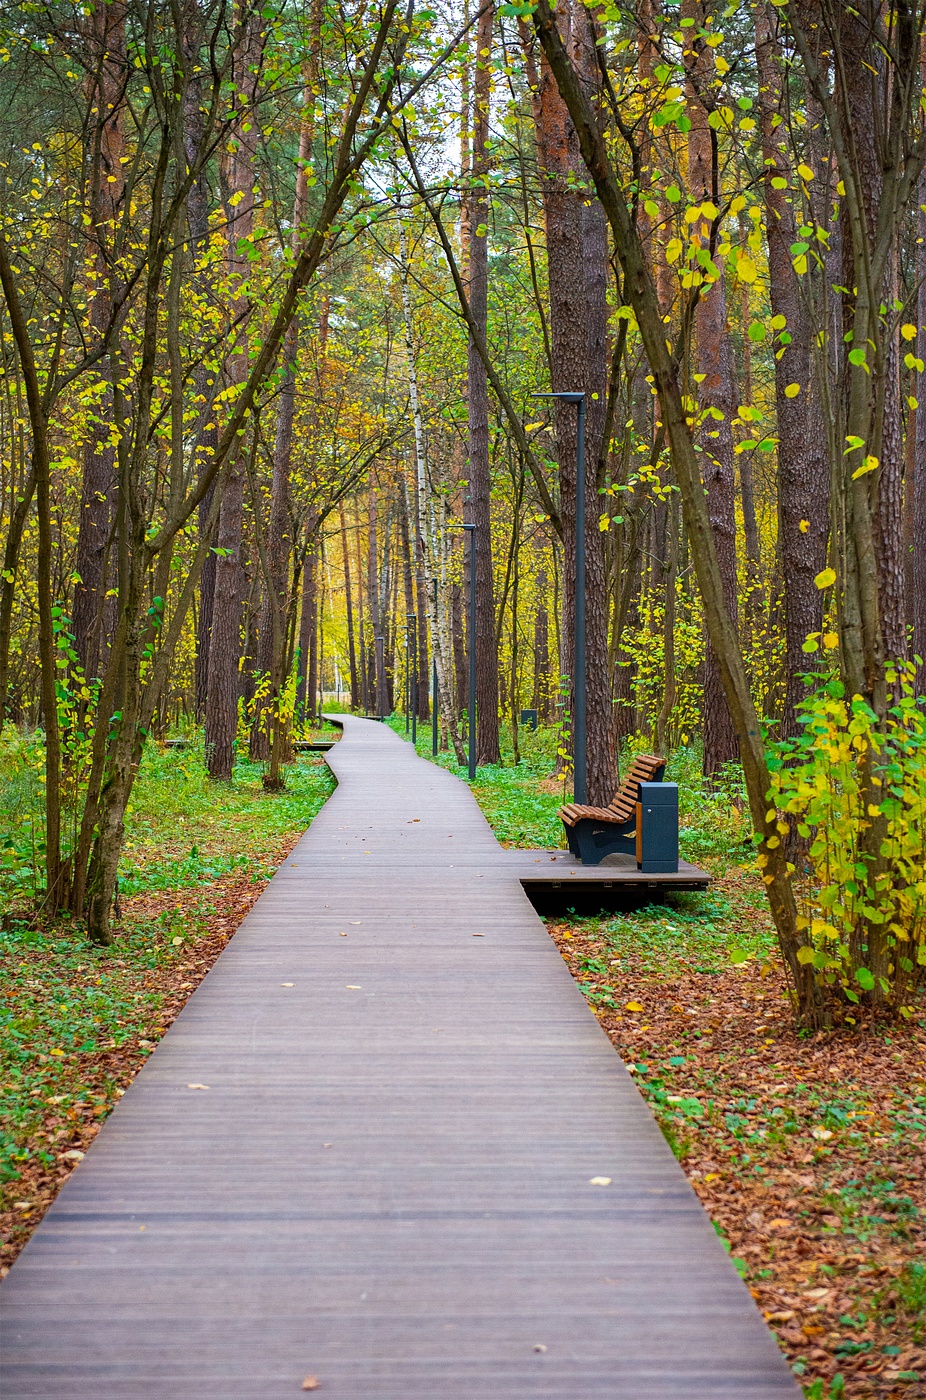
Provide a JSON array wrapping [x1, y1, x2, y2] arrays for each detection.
[[0, 729, 335, 910]]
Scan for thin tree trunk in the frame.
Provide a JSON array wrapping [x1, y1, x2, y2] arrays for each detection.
[[685, 0, 739, 777], [204, 11, 261, 779], [467, 0, 501, 764], [72, 0, 125, 682], [914, 160, 926, 692], [755, 2, 829, 734]]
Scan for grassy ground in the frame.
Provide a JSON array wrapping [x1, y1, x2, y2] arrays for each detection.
[[0, 731, 335, 1271], [391, 719, 926, 1399]]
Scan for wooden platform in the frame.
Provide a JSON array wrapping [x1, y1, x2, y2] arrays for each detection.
[[500, 848, 711, 891], [0, 717, 797, 1398]]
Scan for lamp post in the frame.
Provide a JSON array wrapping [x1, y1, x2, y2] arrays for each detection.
[[463, 523, 476, 781], [407, 611, 417, 745], [532, 390, 586, 805], [431, 577, 439, 756], [404, 622, 410, 735]]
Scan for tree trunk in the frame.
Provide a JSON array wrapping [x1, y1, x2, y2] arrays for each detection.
[[755, 3, 829, 735], [467, 0, 501, 764], [685, 0, 739, 776], [340, 506, 359, 708], [72, 0, 125, 682], [914, 163, 926, 692], [529, 0, 616, 803], [204, 12, 261, 779]]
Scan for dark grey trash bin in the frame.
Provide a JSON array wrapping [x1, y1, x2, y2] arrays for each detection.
[[635, 781, 679, 873]]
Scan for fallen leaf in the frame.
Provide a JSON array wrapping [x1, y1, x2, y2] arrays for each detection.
[[589, 1176, 612, 1186], [281, 983, 295, 987], [59, 1150, 85, 1161], [765, 1310, 795, 1323], [625, 1001, 645, 1013], [810, 1127, 833, 1141], [345, 985, 361, 990], [186, 1083, 210, 1090], [301, 1377, 321, 1391], [533, 1343, 547, 1353]]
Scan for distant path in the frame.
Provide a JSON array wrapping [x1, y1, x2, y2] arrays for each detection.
[[0, 716, 798, 1397]]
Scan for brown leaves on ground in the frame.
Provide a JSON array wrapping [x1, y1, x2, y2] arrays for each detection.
[[548, 872, 926, 1400]]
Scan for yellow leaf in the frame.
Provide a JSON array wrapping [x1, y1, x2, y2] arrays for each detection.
[[822, 632, 839, 650], [901, 323, 918, 341], [814, 568, 836, 589], [50, 1048, 64, 1058], [851, 454, 879, 479], [625, 1001, 644, 1013], [799, 519, 809, 533], [784, 382, 801, 398], [736, 255, 757, 284], [797, 163, 815, 181]]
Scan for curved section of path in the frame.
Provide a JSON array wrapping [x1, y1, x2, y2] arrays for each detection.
[[1, 717, 798, 1397]]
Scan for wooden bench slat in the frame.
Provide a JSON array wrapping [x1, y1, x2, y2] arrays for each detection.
[[559, 754, 666, 828]]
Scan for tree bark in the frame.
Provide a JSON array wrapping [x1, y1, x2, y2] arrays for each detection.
[[754, 3, 830, 734], [467, 0, 501, 764], [72, 0, 125, 682], [527, 0, 616, 803], [204, 10, 262, 779], [914, 162, 926, 691], [684, 0, 739, 777]]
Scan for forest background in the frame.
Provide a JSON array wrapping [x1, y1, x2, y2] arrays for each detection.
[[1, 0, 926, 1022]]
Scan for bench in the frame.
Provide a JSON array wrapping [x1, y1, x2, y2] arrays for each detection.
[[559, 753, 678, 871]]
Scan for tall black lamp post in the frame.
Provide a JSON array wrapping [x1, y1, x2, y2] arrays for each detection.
[[463, 523, 476, 781], [532, 390, 586, 805], [431, 577, 439, 756], [407, 611, 417, 745]]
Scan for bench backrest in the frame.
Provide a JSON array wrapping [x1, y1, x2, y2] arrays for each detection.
[[605, 754, 666, 822]]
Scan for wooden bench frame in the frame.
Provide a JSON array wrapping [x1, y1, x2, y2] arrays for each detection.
[[559, 754, 667, 866]]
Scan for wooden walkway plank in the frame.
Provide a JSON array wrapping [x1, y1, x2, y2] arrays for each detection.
[[0, 717, 799, 1398]]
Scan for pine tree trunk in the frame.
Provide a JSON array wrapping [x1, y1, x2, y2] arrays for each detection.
[[73, 1, 125, 682], [914, 165, 926, 693], [755, 4, 829, 735], [467, 0, 501, 764], [531, 1, 616, 801], [204, 12, 261, 779], [685, 0, 739, 776]]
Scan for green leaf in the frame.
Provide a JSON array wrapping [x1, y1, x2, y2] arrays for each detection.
[[855, 967, 875, 991]]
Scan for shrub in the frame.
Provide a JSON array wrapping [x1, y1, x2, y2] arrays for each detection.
[[768, 665, 926, 1017]]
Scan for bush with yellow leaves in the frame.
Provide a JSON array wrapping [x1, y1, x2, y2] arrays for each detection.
[[768, 664, 926, 1019]]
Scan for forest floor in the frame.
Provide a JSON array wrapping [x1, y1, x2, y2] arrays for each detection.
[[2, 721, 924, 1400]]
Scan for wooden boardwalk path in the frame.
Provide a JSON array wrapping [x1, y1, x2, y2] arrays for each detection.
[[1, 717, 798, 1398]]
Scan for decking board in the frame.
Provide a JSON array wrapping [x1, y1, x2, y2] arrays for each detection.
[[0, 716, 798, 1398]]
